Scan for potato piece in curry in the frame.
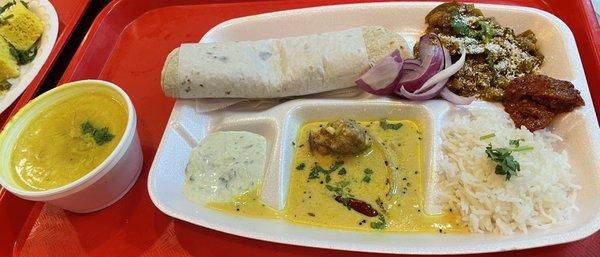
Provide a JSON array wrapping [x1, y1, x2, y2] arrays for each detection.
[[308, 119, 372, 156]]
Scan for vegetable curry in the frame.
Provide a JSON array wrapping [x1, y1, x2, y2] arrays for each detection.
[[425, 1, 544, 101]]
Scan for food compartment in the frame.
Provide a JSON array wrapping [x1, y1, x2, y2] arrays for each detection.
[[435, 102, 600, 236], [275, 99, 443, 213], [210, 116, 281, 210]]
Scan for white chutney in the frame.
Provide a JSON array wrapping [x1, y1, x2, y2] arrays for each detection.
[[184, 131, 267, 203]]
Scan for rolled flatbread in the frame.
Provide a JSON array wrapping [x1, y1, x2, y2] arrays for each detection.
[[161, 26, 409, 99]]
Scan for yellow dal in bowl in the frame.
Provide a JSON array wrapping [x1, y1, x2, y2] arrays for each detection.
[[10, 91, 128, 191]]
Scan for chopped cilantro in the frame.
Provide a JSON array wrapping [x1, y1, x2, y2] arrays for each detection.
[[337, 167, 347, 175], [0, 14, 13, 25], [0, 1, 15, 13], [81, 121, 115, 146], [308, 165, 324, 179], [9, 44, 38, 65], [362, 168, 373, 183], [81, 121, 95, 134], [325, 184, 339, 194], [511, 146, 534, 152], [325, 180, 353, 198], [509, 139, 523, 147], [295, 163, 305, 170], [0, 80, 12, 91], [485, 141, 533, 181], [370, 215, 387, 230], [451, 11, 495, 42], [379, 118, 403, 130], [329, 160, 344, 171], [308, 161, 344, 181], [451, 11, 478, 38]]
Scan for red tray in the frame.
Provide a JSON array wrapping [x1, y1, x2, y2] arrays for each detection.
[[3, 0, 599, 256], [0, 0, 90, 128]]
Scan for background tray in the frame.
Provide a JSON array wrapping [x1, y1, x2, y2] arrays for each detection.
[[0, 0, 90, 127], [2, 0, 599, 256]]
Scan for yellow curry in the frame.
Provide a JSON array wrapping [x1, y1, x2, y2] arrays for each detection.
[[208, 119, 465, 233], [11, 91, 128, 191]]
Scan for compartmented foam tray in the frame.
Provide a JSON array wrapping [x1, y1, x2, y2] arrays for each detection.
[[149, 2, 600, 254], [2, 0, 600, 256]]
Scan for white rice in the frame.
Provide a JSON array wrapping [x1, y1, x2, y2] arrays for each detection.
[[439, 108, 580, 235]]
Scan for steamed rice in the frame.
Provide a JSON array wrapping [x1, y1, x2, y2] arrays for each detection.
[[439, 108, 579, 235]]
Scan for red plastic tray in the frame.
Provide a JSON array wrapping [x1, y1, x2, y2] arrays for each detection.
[[3, 0, 599, 256], [0, 0, 90, 128]]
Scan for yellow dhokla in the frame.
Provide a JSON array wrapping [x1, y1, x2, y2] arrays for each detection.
[[0, 37, 19, 81], [0, 1, 44, 51]]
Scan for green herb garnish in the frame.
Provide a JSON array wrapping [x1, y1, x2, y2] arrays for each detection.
[[325, 180, 356, 210], [485, 141, 533, 181], [326, 180, 353, 198], [362, 168, 373, 183], [480, 133, 496, 140], [308, 160, 344, 180], [337, 167, 347, 175], [296, 163, 305, 170], [325, 184, 339, 194], [509, 139, 522, 147], [511, 146, 534, 152], [329, 160, 344, 171], [450, 11, 495, 42], [485, 49, 496, 70], [0, 14, 13, 25], [9, 44, 38, 65], [0, 1, 15, 13], [477, 20, 496, 43], [508, 139, 533, 151], [308, 165, 324, 179], [0, 80, 11, 91], [81, 121, 115, 146], [379, 118, 402, 130], [370, 215, 387, 230]]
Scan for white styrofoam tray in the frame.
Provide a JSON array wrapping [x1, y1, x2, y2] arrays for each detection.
[[148, 2, 600, 254], [0, 0, 59, 114]]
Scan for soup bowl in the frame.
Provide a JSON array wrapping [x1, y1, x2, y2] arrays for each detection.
[[0, 80, 142, 213]]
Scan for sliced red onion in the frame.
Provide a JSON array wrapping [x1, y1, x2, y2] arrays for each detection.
[[415, 48, 465, 94], [395, 33, 444, 93], [437, 49, 474, 105], [440, 88, 475, 105], [355, 49, 404, 95], [402, 62, 421, 71], [398, 82, 445, 100], [404, 59, 422, 66], [399, 48, 467, 101]]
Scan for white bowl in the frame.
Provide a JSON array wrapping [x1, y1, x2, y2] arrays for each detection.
[[0, 80, 143, 213]]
